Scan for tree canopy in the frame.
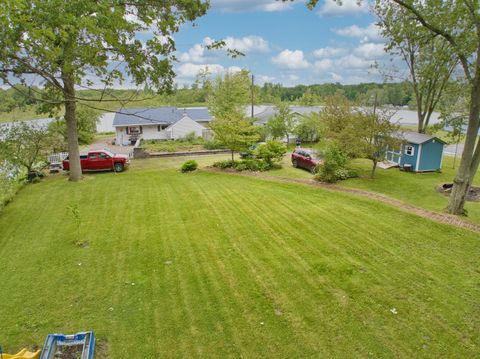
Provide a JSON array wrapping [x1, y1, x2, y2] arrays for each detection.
[[0, 0, 209, 181], [375, 2, 458, 133]]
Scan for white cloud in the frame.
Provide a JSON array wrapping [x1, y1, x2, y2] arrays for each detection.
[[224, 35, 270, 53], [336, 54, 374, 69], [289, 74, 300, 81], [354, 42, 386, 58], [211, 0, 294, 12], [314, 59, 334, 72], [176, 63, 225, 78], [318, 0, 369, 17], [272, 49, 310, 69], [256, 75, 276, 84], [178, 35, 269, 63], [334, 23, 383, 42], [313, 47, 347, 58], [179, 43, 208, 63], [330, 72, 343, 82], [227, 66, 243, 73], [176, 63, 245, 80]]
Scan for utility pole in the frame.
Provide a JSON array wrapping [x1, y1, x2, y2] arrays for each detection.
[[251, 73, 254, 119]]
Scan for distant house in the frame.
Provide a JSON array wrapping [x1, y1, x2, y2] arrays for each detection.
[[385, 132, 446, 172], [113, 107, 212, 146]]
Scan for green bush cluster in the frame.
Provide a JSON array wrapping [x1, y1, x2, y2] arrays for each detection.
[[143, 134, 224, 153], [181, 160, 198, 173], [0, 176, 22, 212], [203, 140, 224, 150], [213, 159, 274, 172], [316, 145, 357, 183], [255, 141, 287, 165]]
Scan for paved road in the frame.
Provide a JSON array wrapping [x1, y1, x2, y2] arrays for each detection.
[[444, 143, 464, 157]]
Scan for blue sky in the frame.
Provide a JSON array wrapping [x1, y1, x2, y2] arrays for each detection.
[[168, 0, 388, 86]]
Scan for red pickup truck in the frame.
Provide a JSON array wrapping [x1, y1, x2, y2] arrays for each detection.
[[62, 150, 129, 172]]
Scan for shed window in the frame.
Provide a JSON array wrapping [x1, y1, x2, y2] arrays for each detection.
[[405, 145, 415, 156]]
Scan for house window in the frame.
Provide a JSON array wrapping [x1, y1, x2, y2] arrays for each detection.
[[157, 125, 168, 131], [405, 145, 415, 156], [128, 126, 141, 135]]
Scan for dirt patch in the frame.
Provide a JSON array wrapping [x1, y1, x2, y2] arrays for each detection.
[[437, 183, 480, 202], [95, 339, 110, 359], [53, 344, 83, 359]]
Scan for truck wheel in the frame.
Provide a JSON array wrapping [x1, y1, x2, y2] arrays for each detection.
[[292, 159, 298, 168], [114, 162, 124, 172]]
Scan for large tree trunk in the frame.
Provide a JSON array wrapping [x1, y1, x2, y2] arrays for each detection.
[[370, 159, 378, 179], [447, 74, 480, 214], [62, 72, 82, 182], [468, 137, 480, 183], [417, 107, 425, 133]]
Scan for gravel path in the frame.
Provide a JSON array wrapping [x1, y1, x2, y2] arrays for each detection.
[[206, 168, 480, 234]]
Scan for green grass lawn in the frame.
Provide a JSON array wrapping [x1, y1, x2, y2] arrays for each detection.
[[142, 140, 208, 153], [341, 156, 480, 224], [0, 156, 479, 357], [267, 151, 480, 224], [0, 107, 46, 123]]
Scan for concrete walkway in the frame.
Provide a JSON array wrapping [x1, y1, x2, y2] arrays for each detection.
[[83, 136, 134, 156]]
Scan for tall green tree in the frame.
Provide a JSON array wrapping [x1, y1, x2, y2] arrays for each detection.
[[207, 70, 252, 119], [265, 102, 295, 143], [322, 95, 363, 157], [303, 0, 480, 215], [375, 3, 458, 134], [0, 0, 208, 181], [294, 112, 323, 143], [355, 110, 402, 178], [209, 112, 259, 162], [0, 122, 62, 176], [298, 89, 320, 106], [48, 107, 99, 147]]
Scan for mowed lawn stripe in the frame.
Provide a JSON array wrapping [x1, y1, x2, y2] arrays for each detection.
[[193, 174, 478, 358], [201, 176, 394, 356], [0, 166, 478, 358]]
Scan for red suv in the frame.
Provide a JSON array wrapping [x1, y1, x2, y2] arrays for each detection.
[[291, 149, 320, 173]]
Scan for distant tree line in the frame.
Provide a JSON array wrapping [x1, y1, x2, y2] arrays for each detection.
[[0, 81, 415, 119]]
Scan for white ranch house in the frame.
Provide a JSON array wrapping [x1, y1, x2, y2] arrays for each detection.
[[113, 107, 212, 146]]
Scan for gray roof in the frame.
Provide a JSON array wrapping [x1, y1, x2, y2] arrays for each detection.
[[253, 105, 324, 124], [396, 131, 447, 145], [112, 107, 212, 127]]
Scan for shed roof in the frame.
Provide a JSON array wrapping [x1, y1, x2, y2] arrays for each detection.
[[395, 131, 447, 145], [112, 107, 212, 127]]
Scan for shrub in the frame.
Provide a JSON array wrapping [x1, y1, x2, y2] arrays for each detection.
[[183, 131, 199, 143], [316, 145, 350, 183], [333, 167, 358, 181], [213, 159, 273, 172], [181, 160, 198, 173], [255, 140, 287, 165], [204, 140, 224, 150], [213, 160, 237, 169]]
